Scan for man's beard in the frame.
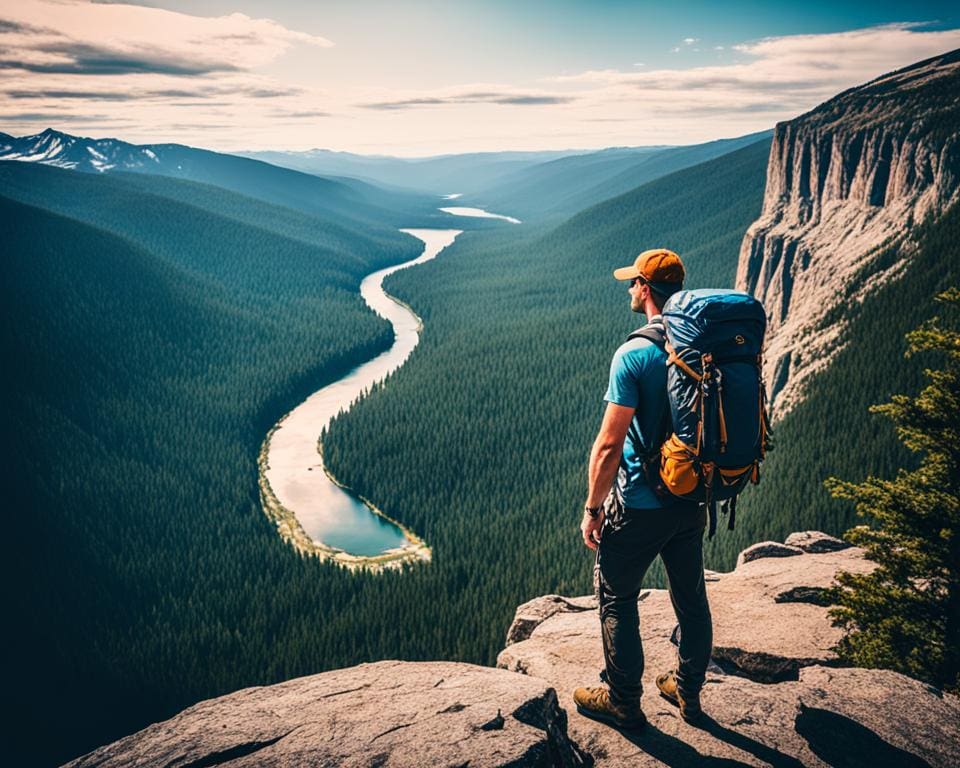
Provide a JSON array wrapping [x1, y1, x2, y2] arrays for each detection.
[[631, 294, 644, 314]]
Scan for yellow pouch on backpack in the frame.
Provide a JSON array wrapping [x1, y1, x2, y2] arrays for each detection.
[[659, 434, 700, 497]]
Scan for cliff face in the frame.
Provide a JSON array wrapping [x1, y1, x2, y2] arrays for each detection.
[[736, 49, 960, 418], [66, 532, 960, 768]]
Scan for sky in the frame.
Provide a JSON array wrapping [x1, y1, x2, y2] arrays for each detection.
[[1, 0, 959, 156]]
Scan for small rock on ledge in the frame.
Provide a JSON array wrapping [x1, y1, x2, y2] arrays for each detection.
[[735, 541, 805, 568], [785, 530, 852, 553], [506, 594, 598, 646]]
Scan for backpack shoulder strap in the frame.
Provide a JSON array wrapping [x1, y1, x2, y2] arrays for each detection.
[[625, 322, 672, 462], [626, 324, 666, 348]]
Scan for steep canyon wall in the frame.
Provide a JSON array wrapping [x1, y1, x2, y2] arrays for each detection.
[[736, 50, 960, 417]]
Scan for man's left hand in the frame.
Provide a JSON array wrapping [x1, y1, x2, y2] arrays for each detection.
[[581, 510, 605, 550]]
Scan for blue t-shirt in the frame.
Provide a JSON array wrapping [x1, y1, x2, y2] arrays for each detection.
[[604, 318, 668, 509]]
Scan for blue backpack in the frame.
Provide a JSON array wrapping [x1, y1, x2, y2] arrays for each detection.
[[630, 289, 772, 536]]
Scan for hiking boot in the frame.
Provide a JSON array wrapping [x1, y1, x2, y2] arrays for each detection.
[[573, 686, 647, 731], [656, 670, 703, 723]]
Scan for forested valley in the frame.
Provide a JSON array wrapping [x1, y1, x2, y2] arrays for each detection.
[[323, 137, 774, 659], [325, 132, 959, 676], [2, 163, 434, 766], [9, 127, 957, 767]]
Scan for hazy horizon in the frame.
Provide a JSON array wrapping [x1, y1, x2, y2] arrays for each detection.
[[1, 123, 776, 160]]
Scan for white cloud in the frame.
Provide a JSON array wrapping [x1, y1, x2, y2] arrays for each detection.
[[0, 0, 338, 148], [357, 85, 576, 110], [683, 37, 699, 45], [554, 24, 960, 114], [0, 0, 332, 75], [1, 16, 959, 154]]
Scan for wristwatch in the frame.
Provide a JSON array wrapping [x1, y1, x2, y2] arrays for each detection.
[[584, 503, 603, 519]]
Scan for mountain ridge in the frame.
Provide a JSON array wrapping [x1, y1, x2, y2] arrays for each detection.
[[0, 127, 443, 227], [736, 47, 960, 418], [467, 130, 772, 221]]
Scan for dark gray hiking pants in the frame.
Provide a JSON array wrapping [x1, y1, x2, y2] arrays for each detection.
[[594, 492, 712, 707]]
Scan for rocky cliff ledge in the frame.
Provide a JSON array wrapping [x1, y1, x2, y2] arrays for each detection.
[[736, 49, 960, 418], [67, 533, 960, 767]]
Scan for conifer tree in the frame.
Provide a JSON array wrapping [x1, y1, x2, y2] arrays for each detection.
[[826, 287, 960, 692]]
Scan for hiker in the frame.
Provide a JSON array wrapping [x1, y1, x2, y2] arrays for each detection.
[[573, 248, 712, 731]]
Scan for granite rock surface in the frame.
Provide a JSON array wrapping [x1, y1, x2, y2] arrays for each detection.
[[497, 532, 959, 767], [65, 661, 585, 768]]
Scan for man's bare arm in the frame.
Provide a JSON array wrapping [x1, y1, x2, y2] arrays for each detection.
[[587, 402, 635, 506], [581, 402, 635, 550]]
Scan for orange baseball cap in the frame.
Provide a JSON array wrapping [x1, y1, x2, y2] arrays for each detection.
[[613, 248, 685, 295]]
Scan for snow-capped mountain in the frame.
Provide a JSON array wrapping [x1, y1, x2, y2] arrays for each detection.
[[0, 128, 438, 226], [0, 128, 164, 173]]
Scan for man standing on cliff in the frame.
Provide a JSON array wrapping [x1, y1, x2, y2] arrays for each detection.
[[573, 249, 712, 731]]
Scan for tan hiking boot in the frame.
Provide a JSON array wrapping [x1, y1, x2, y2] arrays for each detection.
[[573, 686, 647, 731], [656, 671, 703, 723]]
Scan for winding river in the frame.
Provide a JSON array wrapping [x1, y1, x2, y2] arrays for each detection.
[[260, 202, 519, 568]]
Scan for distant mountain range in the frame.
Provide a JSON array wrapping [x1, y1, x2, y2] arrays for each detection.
[[236, 146, 600, 194], [0, 127, 158, 173], [466, 130, 773, 221], [0, 127, 771, 225], [0, 128, 442, 228], [242, 133, 773, 221]]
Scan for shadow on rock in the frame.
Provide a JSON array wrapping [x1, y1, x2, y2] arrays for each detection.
[[610, 715, 805, 768], [795, 704, 932, 768]]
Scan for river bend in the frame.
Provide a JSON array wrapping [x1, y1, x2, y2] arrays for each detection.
[[261, 229, 460, 562]]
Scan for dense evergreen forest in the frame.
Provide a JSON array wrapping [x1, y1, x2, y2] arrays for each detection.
[[323, 138, 773, 655], [2, 164, 437, 766]]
